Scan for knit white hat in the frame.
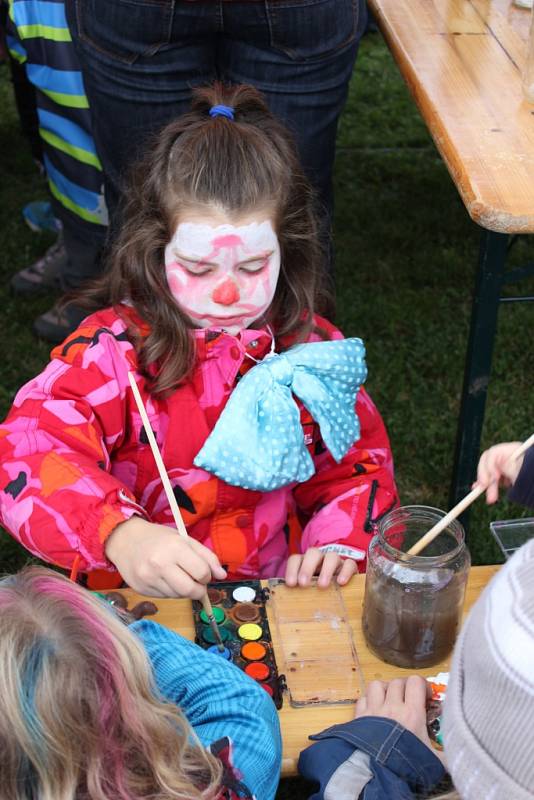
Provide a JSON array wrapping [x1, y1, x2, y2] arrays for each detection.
[[443, 539, 534, 799]]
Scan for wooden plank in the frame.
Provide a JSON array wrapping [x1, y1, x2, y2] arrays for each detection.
[[369, 0, 534, 232], [476, 0, 532, 43], [121, 564, 499, 776]]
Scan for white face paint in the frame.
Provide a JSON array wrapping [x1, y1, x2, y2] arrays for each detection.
[[164, 213, 281, 334]]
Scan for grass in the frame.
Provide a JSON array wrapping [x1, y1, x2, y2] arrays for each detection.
[[1, 31, 533, 799]]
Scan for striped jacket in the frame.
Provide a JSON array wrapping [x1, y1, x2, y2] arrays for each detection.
[[133, 619, 282, 799], [6, 0, 107, 233]]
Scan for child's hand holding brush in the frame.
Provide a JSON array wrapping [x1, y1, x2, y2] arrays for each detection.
[[475, 441, 531, 505]]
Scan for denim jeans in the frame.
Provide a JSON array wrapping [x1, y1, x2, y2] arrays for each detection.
[[65, 0, 366, 230], [60, 221, 104, 291]]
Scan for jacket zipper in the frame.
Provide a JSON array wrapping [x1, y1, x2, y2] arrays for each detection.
[[118, 488, 148, 517]]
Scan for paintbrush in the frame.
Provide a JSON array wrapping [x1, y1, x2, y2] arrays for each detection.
[[127, 372, 225, 651], [407, 433, 534, 556]]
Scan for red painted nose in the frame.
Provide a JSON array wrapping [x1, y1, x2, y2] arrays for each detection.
[[212, 278, 240, 306]]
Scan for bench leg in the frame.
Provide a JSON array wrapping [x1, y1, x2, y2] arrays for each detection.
[[449, 229, 508, 527]]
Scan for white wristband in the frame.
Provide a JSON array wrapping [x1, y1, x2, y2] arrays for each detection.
[[318, 544, 366, 561]]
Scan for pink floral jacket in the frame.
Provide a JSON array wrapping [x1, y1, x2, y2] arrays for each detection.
[[0, 307, 398, 579]]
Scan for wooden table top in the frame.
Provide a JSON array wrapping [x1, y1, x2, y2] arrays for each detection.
[[367, 0, 534, 233], [122, 564, 499, 776]]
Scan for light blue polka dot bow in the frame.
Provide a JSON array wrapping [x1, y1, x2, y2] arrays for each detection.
[[194, 338, 367, 491]]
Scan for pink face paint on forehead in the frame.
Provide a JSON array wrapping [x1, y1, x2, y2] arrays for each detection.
[[164, 219, 281, 334], [212, 233, 242, 249]]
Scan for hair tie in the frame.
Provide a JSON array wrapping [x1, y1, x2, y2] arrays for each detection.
[[209, 104, 235, 120]]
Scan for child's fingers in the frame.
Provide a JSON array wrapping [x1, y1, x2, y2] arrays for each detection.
[[366, 679, 387, 712], [476, 448, 502, 503], [386, 678, 407, 704], [133, 567, 205, 600], [476, 443, 523, 501], [336, 557, 358, 585], [486, 478, 500, 505], [131, 578, 170, 598], [354, 695, 368, 717], [148, 574, 186, 599], [476, 449, 493, 488], [404, 675, 429, 707], [284, 554, 303, 587], [296, 547, 323, 586], [317, 552, 342, 588], [160, 563, 212, 600], [188, 538, 227, 580], [165, 540, 215, 585]]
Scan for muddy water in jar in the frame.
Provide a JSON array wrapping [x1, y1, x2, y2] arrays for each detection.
[[362, 506, 470, 668]]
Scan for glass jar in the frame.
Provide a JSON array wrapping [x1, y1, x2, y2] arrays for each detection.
[[362, 506, 470, 668]]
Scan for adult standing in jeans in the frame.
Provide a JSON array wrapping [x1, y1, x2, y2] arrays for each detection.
[[65, 0, 366, 271]]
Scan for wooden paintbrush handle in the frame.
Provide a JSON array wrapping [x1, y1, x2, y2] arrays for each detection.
[[407, 433, 534, 557], [407, 485, 484, 556], [127, 373, 220, 636]]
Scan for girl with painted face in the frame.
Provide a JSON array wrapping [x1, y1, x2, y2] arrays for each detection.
[[0, 84, 398, 599]]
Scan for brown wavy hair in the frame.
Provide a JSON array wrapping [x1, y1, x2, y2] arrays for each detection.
[[76, 83, 330, 395]]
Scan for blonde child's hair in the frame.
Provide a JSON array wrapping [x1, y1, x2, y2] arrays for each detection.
[[0, 566, 222, 800]]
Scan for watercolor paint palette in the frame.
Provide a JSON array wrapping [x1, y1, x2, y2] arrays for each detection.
[[193, 579, 364, 709], [191, 581, 284, 709]]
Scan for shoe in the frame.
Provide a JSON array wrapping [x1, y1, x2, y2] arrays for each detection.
[[22, 201, 62, 234], [33, 301, 88, 344], [10, 234, 66, 295]]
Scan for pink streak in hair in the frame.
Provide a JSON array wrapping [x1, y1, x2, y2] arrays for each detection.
[[0, 575, 146, 799], [30, 577, 147, 746]]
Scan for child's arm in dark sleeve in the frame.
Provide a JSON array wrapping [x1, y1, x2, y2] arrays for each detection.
[[509, 447, 534, 509]]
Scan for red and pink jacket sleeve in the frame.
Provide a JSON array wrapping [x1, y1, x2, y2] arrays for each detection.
[[0, 323, 145, 571], [294, 386, 398, 566]]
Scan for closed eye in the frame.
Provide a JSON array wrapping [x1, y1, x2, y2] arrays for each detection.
[[177, 261, 214, 277], [239, 258, 268, 274]]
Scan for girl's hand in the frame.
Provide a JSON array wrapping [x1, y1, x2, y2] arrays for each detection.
[[104, 517, 227, 599], [285, 547, 358, 588], [355, 676, 444, 763], [474, 442, 523, 504]]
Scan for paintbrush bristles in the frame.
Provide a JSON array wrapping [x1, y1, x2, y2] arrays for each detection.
[[199, 596, 224, 650], [205, 609, 226, 652]]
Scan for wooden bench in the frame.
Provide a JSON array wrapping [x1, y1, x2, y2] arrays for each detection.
[[366, 0, 534, 514]]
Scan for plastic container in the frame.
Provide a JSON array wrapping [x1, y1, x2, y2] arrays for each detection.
[[362, 506, 470, 668]]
